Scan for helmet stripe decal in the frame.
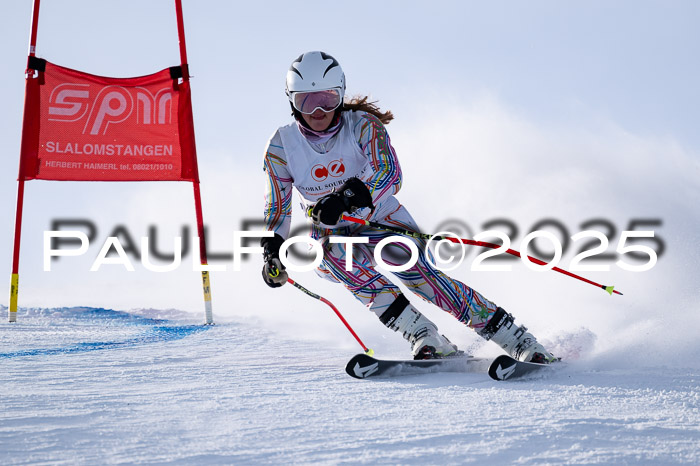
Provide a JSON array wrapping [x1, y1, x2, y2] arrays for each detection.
[[289, 54, 304, 79], [320, 52, 340, 78]]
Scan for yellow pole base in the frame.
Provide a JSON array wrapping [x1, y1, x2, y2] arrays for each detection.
[[9, 273, 18, 323], [201, 270, 213, 325]]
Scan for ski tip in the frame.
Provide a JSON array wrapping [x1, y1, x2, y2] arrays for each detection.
[[345, 353, 378, 379]]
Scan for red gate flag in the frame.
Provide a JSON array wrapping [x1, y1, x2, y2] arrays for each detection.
[[10, 0, 214, 325], [19, 59, 199, 182]]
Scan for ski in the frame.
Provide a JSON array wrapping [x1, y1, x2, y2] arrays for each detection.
[[345, 353, 488, 379], [487, 354, 558, 381]]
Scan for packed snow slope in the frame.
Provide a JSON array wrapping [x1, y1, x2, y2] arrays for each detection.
[[1, 307, 699, 465]]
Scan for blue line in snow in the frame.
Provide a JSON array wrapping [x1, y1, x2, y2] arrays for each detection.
[[0, 308, 210, 359]]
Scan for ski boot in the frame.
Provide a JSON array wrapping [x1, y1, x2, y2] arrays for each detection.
[[479, 307, 556, 364], [379, 294, 459, 360]]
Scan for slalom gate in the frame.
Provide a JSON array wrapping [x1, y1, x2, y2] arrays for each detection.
[[9, 0, 214, 324]]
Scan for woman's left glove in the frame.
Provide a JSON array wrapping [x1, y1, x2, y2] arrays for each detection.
[[310, 177, 374, 226], [261, 233, 288, 288]]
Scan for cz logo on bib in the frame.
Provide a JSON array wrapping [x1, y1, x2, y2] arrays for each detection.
[[311, 159, 345, 181]]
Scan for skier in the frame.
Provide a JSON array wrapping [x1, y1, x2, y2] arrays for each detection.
[[261, 51, 555, 363]]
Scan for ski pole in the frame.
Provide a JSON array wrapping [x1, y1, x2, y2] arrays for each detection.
[[287, 277, 374, 355], [340, 214, 623, 296]]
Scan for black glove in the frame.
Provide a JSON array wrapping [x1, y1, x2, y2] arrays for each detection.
[[261, 233, 288, 288], [310, 177, 374, 226]]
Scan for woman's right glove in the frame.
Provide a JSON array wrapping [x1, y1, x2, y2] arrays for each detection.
[[261, 233, 288, 288]]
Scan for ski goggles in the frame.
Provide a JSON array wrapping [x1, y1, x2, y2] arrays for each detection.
[[290, 88, 342, 114]]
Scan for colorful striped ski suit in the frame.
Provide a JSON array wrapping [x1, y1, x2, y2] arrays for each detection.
[[263, 110, 499, 330]]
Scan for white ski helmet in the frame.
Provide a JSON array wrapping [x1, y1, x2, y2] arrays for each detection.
[[286, 51, 345, 111]]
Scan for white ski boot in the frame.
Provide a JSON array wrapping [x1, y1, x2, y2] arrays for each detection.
[[479, 307, 556, 364], [379, 295, 459, 360]]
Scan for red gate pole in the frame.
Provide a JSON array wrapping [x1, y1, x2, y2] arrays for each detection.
[[9, 178, 25, 323], [175, 0, 213, 324], [9, 0, 42, 322]]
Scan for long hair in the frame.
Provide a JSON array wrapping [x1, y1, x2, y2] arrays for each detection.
[[343, 95, 394, 124]]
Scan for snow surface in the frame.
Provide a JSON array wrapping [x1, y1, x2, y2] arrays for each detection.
[[2, 307, 699, 464]]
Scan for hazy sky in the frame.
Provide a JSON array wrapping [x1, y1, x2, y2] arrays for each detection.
[[0, 1, 698, 330]]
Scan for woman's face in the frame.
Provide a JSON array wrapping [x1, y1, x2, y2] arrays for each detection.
[[302, 108, 334, 132]]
